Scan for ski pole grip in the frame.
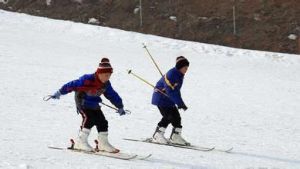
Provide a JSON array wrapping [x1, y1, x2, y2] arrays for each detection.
[[43, 95, 52, 101], [142, 43, 147, 48]]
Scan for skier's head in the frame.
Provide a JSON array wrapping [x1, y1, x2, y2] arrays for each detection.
[[175, 56, 189, 74], [96, 57, 113, 83]]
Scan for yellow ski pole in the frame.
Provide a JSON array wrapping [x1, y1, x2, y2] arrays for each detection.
[[142, 43, 164, 77], [127, 69, 169, 97]]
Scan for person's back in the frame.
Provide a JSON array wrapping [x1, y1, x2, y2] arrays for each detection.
[[151, 56, 191, 146], [152, 67, 184, 107]]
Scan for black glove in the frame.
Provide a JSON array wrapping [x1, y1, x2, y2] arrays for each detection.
[[51, 90, 61, 99], [117, 108, 126, 116], [178, 104, 188, 111]]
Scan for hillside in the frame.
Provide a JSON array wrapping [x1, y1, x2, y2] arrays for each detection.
[[0, 10, 300, 169], [1, 0, 300, 54]]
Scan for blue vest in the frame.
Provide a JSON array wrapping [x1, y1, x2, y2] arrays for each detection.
[[152, 67, 185, 107]]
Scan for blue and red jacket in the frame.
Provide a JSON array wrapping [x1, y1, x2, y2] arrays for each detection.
[[59, 73, 123, 110], [152, 67, 186, 107]]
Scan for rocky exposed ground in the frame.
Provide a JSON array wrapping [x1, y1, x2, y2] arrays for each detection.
[[1, 0, 299, 54]]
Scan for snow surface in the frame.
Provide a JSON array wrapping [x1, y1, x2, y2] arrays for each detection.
[[0, 10, 299, 169]]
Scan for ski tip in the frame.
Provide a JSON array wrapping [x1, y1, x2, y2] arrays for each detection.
[[214, 147, 233, 153], [48, 146, 64, 150], [225, 147, 234, 153], [137, 153, 152, 160], [144, 153, 152, 159]]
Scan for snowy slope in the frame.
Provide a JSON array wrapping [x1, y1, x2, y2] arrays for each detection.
[[0, 10, 299, 169]]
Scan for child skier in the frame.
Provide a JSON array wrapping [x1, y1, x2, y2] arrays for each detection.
[[151, 56, 190, 145], [50, 58, 126, 153]]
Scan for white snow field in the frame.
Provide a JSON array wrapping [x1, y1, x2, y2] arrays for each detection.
[[0, 10, 299, 169]]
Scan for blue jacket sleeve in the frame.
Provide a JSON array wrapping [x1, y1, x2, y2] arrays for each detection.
[[163, 71, 185, 107], [104, 81, 124, 109], [59, 75, 88, 95]]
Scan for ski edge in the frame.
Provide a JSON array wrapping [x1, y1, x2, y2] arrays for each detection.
[[48, 146, 141, 160], [123, 138, 215, 152]]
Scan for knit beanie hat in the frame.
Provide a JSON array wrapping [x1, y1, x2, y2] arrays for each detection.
[[96, 57, 113, 74], [175, 56, 189, 70]]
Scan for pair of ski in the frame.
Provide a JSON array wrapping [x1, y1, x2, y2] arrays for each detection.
[[48, 139, 152, 160], [123, 138, 233, 153], [49, 138, 233, 160]]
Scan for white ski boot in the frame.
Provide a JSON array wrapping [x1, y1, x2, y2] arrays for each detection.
[[74, 128, 93, 151], [152, 126, 169, 144], [97, 132, 119, 153], [169, 127, 190, 146]]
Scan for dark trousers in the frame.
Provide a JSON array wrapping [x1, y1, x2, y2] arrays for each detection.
[[157, 106, 182, 128], [78, 108, 108, 132]]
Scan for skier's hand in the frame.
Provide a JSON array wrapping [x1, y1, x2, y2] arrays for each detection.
[[117, 108, 126, 116], [51, 90, 61, 99], [178, 104, 188, 111]]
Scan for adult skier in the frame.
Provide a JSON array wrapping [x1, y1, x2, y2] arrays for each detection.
[[50, 58, 126, 153], [151, 56, 190, 145]]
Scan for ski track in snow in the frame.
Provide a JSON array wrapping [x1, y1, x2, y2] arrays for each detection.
[[0, 10, 300, 169]]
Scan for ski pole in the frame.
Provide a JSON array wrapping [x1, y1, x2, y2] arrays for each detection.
[[100, 102, 131, 115], [101, 102, 118, 110], [127, 69, 169, 97], [127, 69, 155, 88], [43, 95, 131, 114], [143, 43, 164, 77]]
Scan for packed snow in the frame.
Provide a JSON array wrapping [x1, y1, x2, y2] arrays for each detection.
[[0, 10, 299, 169]]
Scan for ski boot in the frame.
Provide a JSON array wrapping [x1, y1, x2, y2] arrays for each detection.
[[97, 132, 119, 153], [152, 126, 169, 144], [73, 128, 94, 151], [169, 127, 190, 146]]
